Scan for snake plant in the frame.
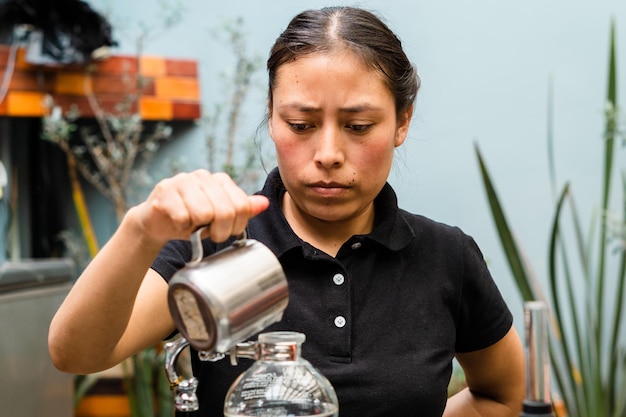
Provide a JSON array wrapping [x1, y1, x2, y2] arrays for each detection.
[[475, 21, 625, 417]]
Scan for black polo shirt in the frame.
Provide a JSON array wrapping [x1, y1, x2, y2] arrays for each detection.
[[152, 168, 513, 417]]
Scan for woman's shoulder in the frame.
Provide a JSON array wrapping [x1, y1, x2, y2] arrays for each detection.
[[397, 209, 487, 257], [399, 209, 465, 239]]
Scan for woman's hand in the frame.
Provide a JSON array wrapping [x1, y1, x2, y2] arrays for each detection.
[[132, 170, 270, 245]]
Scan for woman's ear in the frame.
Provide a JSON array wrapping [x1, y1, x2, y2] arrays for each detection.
[[394, 104, 414, 147]]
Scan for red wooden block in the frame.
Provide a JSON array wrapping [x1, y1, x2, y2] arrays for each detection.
[[165, 59, 198, 77], [172, 101, 201, 120]]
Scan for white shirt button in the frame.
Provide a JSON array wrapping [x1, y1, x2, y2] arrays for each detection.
[[332, 273, 345, 285], [334, 316, 346, 328], [351, 242, 362, 250]]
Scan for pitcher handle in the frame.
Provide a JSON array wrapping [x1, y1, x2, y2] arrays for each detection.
[[189, 227, 247, 265]]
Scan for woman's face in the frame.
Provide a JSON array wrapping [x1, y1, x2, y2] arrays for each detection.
[[269, 50, 412, 224]]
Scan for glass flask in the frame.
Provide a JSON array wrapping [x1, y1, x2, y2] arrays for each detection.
[[224, 331, 339, 417]]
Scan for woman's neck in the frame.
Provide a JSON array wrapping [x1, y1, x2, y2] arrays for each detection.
[[282, 192, 374, 257]]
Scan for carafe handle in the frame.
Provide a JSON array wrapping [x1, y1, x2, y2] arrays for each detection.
[[164, 337, 199, 412]]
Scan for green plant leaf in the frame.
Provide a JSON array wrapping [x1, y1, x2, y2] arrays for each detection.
[[73, 374, 100, 408], [474, 143, 541, 302], [548, 183, 591, 416]]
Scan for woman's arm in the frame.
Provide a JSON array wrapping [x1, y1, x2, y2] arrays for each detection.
[[48, 170, 269, 374], [444, 326, 525, 417], [48, 214, 175, 374]]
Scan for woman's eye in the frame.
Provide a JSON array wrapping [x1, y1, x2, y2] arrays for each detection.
[[288, 123, 311, 132], [347, 124, 372, 133]]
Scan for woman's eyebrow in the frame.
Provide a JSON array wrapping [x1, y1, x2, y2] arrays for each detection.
[[276, 102, 321, 113], [276, 102, 383, 113], [339, 104, 384, 113]]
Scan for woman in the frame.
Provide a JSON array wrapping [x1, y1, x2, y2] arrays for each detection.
[[49, 6, 525, 417]]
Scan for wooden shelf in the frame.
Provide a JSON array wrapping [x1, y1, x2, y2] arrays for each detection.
[[0, 45, 201, 121]]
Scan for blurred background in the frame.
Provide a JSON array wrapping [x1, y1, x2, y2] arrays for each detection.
[[0, 0, 625, 416]]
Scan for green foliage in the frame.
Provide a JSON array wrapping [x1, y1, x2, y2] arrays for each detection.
[[475, 22, 626, 417], [447, 364, 467, 397], [123, 347, 173, 417], [74, 374, 100, 408]]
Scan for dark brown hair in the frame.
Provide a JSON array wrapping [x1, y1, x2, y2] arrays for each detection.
[[267, 6, 420, 118]]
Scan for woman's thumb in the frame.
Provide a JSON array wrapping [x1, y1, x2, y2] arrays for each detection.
[[248, 195, 270, 217]]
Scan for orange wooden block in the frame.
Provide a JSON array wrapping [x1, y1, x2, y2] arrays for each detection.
[[75, 394, 131, 417], [6, 91, 47, 116], [139, 56, 166, 77], [14, 48, 32, 70], [155, 76, 199, 100], [55, 72, 88, 95], [140, 97, 173, 120]]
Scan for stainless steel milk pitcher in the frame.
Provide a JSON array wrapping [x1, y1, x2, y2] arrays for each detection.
[[167, 227, 289, 353]]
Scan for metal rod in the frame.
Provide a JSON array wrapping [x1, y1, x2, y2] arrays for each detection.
[[521, 301, 555, 417]]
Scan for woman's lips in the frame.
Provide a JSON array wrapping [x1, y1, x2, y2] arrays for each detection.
[[308, 181, 350, 197]]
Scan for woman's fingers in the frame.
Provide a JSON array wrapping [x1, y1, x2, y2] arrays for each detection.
[[186, 172, 246, 242], [138, 170, 269, 243]]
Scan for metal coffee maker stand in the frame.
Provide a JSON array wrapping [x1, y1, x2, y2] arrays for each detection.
[[520, 301, 555, 417], [163, 229, 338, 416]]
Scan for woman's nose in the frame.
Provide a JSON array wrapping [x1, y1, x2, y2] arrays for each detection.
[[314, 126, 345, 168]]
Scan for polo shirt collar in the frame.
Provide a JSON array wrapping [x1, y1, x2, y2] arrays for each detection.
[[250, 168, 415, 256], [367, 181, 415, 251]]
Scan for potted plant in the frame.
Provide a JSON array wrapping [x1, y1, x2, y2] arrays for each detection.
[[475, 22, 625, 417]]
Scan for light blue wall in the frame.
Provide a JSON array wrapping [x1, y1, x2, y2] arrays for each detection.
[[88, 0, 626, 332]]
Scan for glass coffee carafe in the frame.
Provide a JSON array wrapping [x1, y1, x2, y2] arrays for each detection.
[[224, 331, 338, 417], [165, 331, 339, 417]]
